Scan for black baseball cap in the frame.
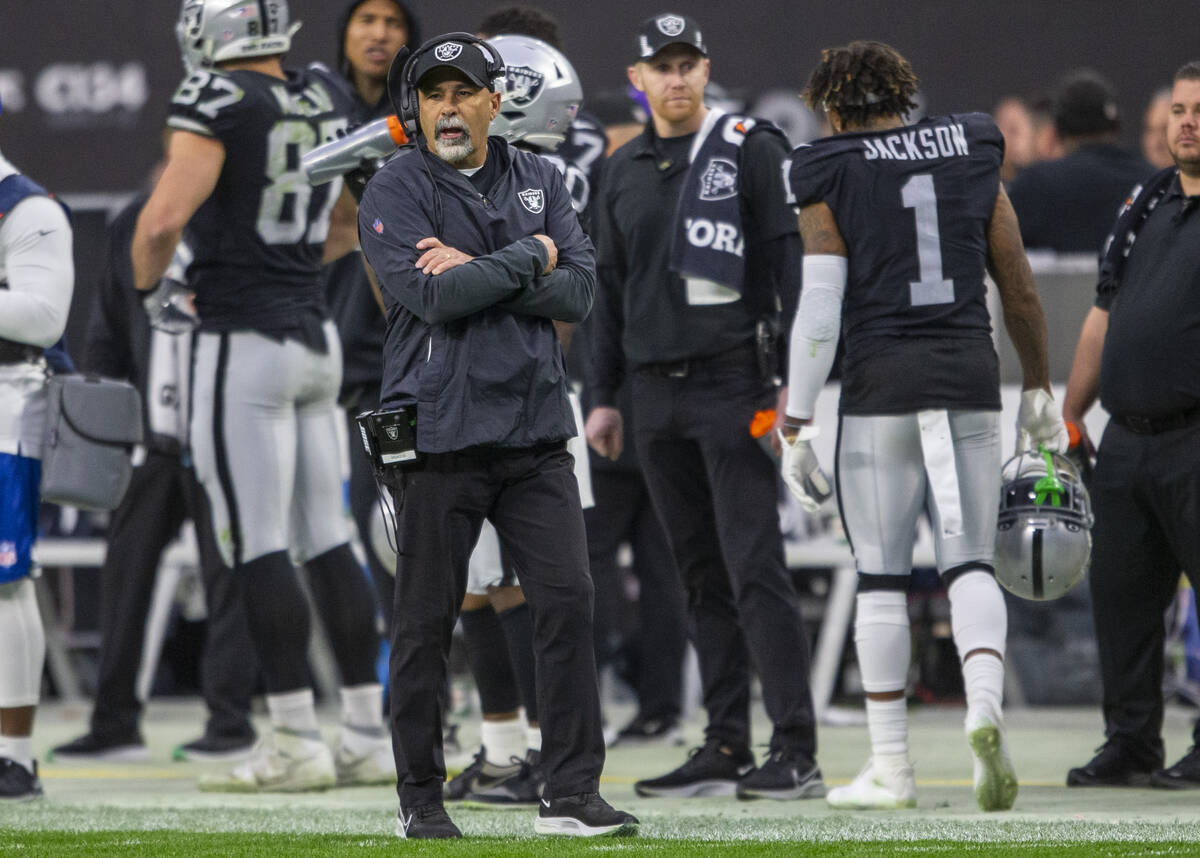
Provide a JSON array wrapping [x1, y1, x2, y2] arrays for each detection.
[[1053, 69, 1120, 137], [411, 34, 501, 90], [634, 13, 706, 61]]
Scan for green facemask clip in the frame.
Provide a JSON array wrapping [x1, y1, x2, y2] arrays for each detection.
[[1033, 444, 1064, 507]]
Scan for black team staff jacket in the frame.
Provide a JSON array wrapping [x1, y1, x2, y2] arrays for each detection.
[[357, 136, 594, 452], [588, 123, 802, 404]]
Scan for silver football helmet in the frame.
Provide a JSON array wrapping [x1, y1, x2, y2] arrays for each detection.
[[994, 448, 1094, 601], [176, 0, 301, 72], [486, 35, 582, 152]]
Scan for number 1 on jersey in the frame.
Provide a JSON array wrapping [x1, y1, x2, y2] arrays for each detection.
[[900, 173, 954, 306]]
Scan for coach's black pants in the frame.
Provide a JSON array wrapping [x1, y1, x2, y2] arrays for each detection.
[[587, 466, 686, 722], [1089, 420, 1200, 767], [90, 450, 256, 742], [388, 442, 604, 809], [631, 352, 818, 756]]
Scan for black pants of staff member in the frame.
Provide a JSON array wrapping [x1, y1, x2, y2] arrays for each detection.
[[631, 350, 817, 757], [342, 385, 394, 632], [1089, 419, 1200, 767], [587, 466, 686, 723], [388, 442, 605, 809], [90, 450, 256, 743]]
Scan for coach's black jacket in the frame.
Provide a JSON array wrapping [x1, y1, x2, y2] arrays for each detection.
[[358, 136, 595, 453]]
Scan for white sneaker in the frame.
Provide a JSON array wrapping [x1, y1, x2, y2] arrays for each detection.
[[198, 729, 336, 793], [335, 728, 396, 786], [826, 755, 917, 810], [966, 710, 1018, 811]]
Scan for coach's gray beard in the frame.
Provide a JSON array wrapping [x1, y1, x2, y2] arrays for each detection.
[[433, 120, 475, 164]]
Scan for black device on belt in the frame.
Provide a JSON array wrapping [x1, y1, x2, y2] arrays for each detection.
[[1112, 406, 1200, 435], [355, 405, 421, 471]]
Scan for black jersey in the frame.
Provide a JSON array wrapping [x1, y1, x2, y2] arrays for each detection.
[[167, 66, 352, 339], [787, 112, 1004, 414], [551, 110, 608, 223]]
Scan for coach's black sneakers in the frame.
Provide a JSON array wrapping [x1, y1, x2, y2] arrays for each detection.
[[533, 792, 638, 837], [466, 749, 541, 805], [736, 748, 825, 800], [634, 738, 755, 797], [1151, 746, 1200, 790], [1067, 742, 1158, 787], [50, 731, 151, 763], [0, 758, 43, 801], [395, 803, 462, 839]]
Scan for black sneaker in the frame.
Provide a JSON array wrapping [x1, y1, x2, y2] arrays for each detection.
[[49, 732, 150, 763], [395, 803, 462, 839], [609, 714, 684, 747], [736, 748, 825, 800], [1067, 742, 1158, 787], [0, 758, 43, 801], [466, 749, 541, 805], [634, 739, 755, 798], [533, 792, 638, 837], [1151, 746, 1200, 790], [173, 733, 256, 763]]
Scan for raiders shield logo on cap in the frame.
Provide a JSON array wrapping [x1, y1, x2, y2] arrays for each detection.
[[518, 188, 545, 213], [656, 15, 686, 36], [434, 42, 463, 61]]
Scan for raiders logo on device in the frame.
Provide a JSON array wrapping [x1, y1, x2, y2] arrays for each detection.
[[519, 188, 545, 213], [699, 158, 738, 202], [434, 42, 463, 62], [502, 65, 546, 108], [657, 15, 685, 36]]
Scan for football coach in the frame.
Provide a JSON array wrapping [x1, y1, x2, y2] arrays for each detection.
[[356, 33, 636, 839]]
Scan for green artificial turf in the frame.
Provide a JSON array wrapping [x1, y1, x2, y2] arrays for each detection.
[[5, 831, 1200, 857]]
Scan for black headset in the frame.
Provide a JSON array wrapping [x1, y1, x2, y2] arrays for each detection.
[[386, 32, 506, 128]]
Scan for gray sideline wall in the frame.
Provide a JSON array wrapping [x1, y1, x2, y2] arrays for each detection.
[[2, 1, 1193, 192]]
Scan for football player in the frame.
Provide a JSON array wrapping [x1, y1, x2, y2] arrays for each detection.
[[131, 0, 389, 792], [0, 104, 74, 801], [780, 41, 1066, 811]]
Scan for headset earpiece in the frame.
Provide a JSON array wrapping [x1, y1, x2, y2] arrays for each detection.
[[386, 46, 412, 123]]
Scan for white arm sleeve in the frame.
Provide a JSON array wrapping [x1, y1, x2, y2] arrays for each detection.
[[785, 254, 846, 420], [0, 196, 74, 348]]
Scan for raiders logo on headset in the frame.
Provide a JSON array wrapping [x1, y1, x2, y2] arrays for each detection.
[[698, 158, 738, 202], [501, 65, 546, 108], [518, 188, 545, 213], [656, 15, 686, 36], [385, 425, 399, 441], [434, 42, 463, 62]]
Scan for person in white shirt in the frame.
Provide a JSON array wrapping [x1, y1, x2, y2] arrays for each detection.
[[0, 144, 74, 801]]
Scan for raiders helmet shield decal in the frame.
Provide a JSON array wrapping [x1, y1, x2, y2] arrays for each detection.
[[502, 65, 546, 108], [519, 188, 545, 213], [656, 15, 686, 36]]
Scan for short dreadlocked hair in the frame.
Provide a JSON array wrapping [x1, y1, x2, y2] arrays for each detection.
[[803, 41, 919, 129]]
